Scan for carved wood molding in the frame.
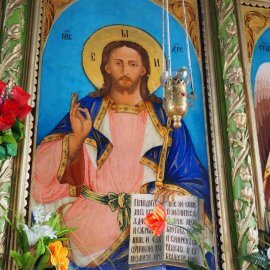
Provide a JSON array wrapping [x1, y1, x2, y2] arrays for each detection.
[[241, 0, 270, 8], [41, 0, 75, 47], [241, 4, 270, 61]]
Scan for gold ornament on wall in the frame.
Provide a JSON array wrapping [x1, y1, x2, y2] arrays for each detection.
[[242, 5, 270, 61]]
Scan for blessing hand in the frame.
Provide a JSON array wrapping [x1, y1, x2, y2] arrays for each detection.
[[68, 94, 92, 162], [70, 93, 92, 141]]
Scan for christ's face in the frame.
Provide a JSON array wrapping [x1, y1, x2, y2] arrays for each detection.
[[105, 46, 146, 93]]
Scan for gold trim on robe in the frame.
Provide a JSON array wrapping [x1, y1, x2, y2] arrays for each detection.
[[93, 96, 110, 130], [109, 100, 146, 114], [40, 133, 66, 144], [84, 138, 97, 148], [57, 134, 70, 181], [96, 142, 113, 169], [140, 157, 158, 173]]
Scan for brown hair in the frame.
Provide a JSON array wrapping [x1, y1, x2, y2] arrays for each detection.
[[90, 40, 161, 103]]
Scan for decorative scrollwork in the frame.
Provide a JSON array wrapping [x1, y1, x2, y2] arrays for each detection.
[[41, 0, 75, 45], [241, 1, 270, 9], [241, 6, 270, 61], [216, 1, 259, 269]]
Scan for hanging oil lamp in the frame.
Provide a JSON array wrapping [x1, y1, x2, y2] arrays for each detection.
[[161, 0, 195, 128]]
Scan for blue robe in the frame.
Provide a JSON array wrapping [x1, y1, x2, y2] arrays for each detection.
[[44, 95, 213, 270]]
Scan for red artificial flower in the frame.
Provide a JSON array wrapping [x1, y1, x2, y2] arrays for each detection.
[[0, 81, 32, 131], [0, 82, 6, 106], [0, 99, 19, 115], [17, 104, 32, 120], [11, 85, 30, 106], [144, 204, 167, 236], [0, 113, 16, 130], [0, 81, 6, 95]]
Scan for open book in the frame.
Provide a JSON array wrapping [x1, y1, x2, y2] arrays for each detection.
[[128, 194, 203, 269]]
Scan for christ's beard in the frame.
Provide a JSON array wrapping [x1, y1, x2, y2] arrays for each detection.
[[112, 76, 140, 94]]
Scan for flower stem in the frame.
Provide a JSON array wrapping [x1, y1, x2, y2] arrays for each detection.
[[167, 223, 210, 270]]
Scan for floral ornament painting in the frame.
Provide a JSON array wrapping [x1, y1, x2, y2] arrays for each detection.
[[0, 80, 32, 160]]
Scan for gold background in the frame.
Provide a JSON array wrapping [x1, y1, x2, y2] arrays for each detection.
[[241, 4, 270, 63]]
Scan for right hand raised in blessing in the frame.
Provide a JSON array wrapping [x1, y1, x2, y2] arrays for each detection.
[[70, 93, 92, 142]]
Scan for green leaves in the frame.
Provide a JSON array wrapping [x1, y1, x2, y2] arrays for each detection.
[[35, 247, 53, 270], [6, 142, 17, 156], [7, 207, 75, 270], [241, 251, 270, 269], [12, 120, 25, 140], [0, 127, 20, 159], [0, 146, 6, 159], [168, 221, 213, 269], [0, 119, 26, 160], [10, 251, 23, 269], [10, 251, 37, 270]]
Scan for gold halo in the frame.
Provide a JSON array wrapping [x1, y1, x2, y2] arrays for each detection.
[[82, 25, 164, 93]]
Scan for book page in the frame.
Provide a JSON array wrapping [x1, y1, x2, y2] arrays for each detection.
[[128, 194, 164, 266], [164, 195, 203, 266]]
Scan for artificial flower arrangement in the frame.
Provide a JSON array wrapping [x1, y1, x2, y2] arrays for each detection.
[[0, 80, 32, 160], [144, 204, 213, 270], [6, 206, 74, 270]]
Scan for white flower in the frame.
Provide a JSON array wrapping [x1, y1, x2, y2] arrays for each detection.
[[267, 248, 270, 259], [32, 225, 56, 239], [22, 224, 40, 246], [22, 224, 57, 247], [33, 205, 51, 224]]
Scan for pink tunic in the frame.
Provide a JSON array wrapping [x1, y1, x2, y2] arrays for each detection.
[[33, 108, 147, 259]]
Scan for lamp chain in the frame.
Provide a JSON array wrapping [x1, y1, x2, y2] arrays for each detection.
[[182, 0, 195, 95]]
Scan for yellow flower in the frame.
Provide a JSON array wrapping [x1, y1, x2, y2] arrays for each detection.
[[48, 241, 69, 270]]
